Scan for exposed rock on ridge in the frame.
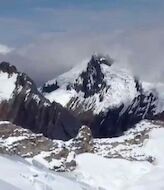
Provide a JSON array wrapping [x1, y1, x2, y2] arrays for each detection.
[[0, 62, 81, 140]]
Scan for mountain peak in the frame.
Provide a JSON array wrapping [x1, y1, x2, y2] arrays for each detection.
[[0, 61, 17, 74], [91, 53, 114, 67]]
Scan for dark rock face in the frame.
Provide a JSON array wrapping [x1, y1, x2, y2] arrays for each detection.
[[0, 62, 81, 140], [73, 54, 113, 98], [42, 81, 59, 93], [0, 122, 77, 171], [73, 55, 106, 98], [0, 61, 17, 74], [92, 81, 161, 138], [92, 96, 158, 138], [71, 78, 163, 138], [69, 125, 93, 154]]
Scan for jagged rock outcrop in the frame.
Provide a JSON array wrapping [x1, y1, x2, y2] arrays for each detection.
[[0, 62, 82, 140], [1, 120, 164, 172], [0, 121, 77, 171], [93, 120, 164, 163], [41, 54, 164, 138], [68, 125, 93, 154], [0, 122, 93, 171]]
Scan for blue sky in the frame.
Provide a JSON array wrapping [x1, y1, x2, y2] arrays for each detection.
[[0, 0, 163, 46], [0, 0, 164, 84]]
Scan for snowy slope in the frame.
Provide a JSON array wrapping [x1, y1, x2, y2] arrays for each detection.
[[0, 155, 88, 190], [1, 120, 164, 190], [42, 59, 89, 106], [47, 59, 89, 88], [93, 120, 163, 161], [73, 126, 164, 190], [45, 88, 76, 106], [0, 71, 17, 102]]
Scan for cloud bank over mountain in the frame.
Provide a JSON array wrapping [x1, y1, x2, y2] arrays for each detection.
[[0, 1, 164, 85]]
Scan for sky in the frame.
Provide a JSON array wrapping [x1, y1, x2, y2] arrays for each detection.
[[0, 0, 164, 85]]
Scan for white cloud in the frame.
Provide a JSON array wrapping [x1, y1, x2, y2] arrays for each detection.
[[0, 26, 164, 86], [0, 44, 13, 55], [0, 6, 164, 85]]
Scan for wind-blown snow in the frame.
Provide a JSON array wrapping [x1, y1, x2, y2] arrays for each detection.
[[47, 59, 89, 88], [0, 71, 17, 102], [142, 82, 164, 114]]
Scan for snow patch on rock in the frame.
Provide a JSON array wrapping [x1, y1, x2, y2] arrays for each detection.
[[0, 71, 17, 102]]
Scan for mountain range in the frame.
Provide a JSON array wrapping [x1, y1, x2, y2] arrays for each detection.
[[0, 55, 164, 140]]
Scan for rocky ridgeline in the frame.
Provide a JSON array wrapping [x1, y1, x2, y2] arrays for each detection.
[[0, 120, 163, 172], [0, 122, 93, 171], [93, 120, 164, 163], [0, 62, 81, 141]]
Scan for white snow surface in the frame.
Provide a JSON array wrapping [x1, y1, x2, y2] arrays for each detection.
[[1, 121, 164, 190], [0, 155, 86, 190], [43, 59, 89, 106], [45, 88, 76, 106], [0, 121, 10, 125], [90, 64, 137, 113], [1, 127, 163, 189], [73, 127, 164, 190], [0, 71, 17, 102], [1, 136, 28, 146]]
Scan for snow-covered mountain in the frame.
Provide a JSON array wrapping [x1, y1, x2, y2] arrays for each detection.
[[0, 62, 81, 140], [41, 54, 164, 138]]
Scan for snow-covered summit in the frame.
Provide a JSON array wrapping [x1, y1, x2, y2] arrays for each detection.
[[42, 54, 138, 113], [41, 54, 164, 138], [43, 54, 113, 92]]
